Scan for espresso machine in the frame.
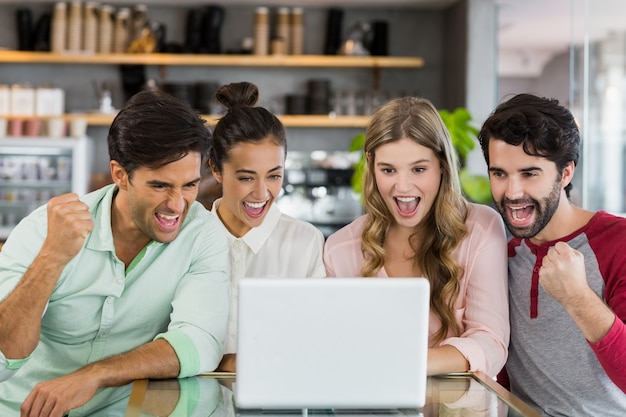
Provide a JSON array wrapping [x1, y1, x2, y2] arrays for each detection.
[[277, 151, 362, 237]]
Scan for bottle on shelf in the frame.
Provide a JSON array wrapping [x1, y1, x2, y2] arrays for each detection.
[[83, 2, 98, 54], [32, 11, 53, 52], [98, 4, 113, 54], [15, 8, 34, 51], [275, 7, 290, 55], [290, 7, 304, 55], [113, 7, 131, 54], [324, 8, 344, 55], [201, 5, 225, 54], [253, 7, 269, 56], [184, 8, 203, 53], [67, 1, 83, 53], [51, 2, 67, 53]]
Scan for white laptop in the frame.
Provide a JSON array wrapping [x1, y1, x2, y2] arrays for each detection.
[[234, 277, 430, 411]]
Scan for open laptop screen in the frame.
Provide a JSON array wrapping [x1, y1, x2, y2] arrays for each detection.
[[235, 277, 430, 410]]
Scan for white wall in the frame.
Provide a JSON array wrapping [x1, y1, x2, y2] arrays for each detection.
[[499, 51, 570, 105], [465, 0, 497, 175]]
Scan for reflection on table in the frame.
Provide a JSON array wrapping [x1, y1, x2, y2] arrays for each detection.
[[85, 372, 541, 417]]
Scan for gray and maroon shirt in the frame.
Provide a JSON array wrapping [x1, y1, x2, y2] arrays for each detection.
[[506, 211, 626, 416]]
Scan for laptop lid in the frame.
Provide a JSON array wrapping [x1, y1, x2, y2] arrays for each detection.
[[235, 277, 430, 410]]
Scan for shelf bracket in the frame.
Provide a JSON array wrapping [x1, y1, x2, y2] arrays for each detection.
[[159, 65, 168, 82], [372, 66, 381, 90]]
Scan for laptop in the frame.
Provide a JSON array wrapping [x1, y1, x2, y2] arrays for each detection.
[[234, 277, 430, 410]]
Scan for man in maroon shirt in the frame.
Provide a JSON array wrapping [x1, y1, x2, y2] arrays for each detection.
[[478, 93, 626, 416]]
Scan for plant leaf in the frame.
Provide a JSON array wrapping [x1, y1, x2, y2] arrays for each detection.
[[460, 168, 492, 204], [349, 132, 366, 152]]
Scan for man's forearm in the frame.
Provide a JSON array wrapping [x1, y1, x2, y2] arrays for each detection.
[[0, 193, 94, 360], [21, 338, 182, 416], [564, 288, 615, 343], [0, 250, 67, 358], [82, 338, 180, 388]]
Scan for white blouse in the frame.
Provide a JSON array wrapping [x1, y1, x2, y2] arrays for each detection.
[[211, 199, 326, 353]]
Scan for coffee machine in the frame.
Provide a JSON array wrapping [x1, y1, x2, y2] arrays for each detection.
[[277, 151, 362, 237]]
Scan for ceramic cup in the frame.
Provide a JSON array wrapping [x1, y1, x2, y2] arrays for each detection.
[[47, 118, 67, 138], [8, 119, 23, 136], [69, 117, 87, 138], [25, 119, 42, 136]]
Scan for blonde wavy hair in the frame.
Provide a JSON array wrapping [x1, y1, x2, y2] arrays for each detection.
[[360, 97, 468, 343]]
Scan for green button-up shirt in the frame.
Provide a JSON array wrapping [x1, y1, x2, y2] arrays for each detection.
[[0, 184, 229, 415]]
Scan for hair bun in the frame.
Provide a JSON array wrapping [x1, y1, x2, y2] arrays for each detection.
[[215, 81, 259, 111]]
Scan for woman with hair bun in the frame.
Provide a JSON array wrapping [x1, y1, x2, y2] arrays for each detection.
[[324, 96, 509, 377], [208, 81, 325, 372]]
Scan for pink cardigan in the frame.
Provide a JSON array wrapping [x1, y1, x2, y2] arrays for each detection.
[[323, 203, 510, 376]]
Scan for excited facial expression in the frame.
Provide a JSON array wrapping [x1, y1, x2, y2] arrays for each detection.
[[373, 137, 442, 230], [116, 151, 202, 244], [487, 140, 570, 240], [212, 139, 285, 237]]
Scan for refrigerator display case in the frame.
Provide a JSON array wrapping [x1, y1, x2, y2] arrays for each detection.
[[0, 137, 93, 240]]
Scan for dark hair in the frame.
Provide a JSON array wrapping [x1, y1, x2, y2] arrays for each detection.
[[108, 89, 210, 178], [478, 93, 580, 196], [208, 82, 286, 172]]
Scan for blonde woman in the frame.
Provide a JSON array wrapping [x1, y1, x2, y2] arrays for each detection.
[[324, 97, 509, 376]]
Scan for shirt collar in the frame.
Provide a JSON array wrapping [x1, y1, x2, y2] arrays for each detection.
[[211, 198, 281, 254], [84, 184, 117, 252]]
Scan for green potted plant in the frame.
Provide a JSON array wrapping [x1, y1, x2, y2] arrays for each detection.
[[349, 107, 492, 205]]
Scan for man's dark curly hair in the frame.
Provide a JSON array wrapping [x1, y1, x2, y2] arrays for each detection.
[[478, 93, 580, 197]]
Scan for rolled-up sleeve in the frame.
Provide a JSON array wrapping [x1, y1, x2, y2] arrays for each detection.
[[0, 354, 30, 382]]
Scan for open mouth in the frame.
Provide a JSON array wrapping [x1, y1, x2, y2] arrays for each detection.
[[394, 196, 420, 217], [155, 212, 180, 232], [507, 204, 535, 226], [243, 200, 269, 219]]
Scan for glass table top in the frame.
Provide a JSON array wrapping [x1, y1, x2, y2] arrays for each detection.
[[116, 372, 540, 417]]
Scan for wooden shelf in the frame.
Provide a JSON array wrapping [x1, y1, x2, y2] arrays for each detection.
[[0, 50, 406, 129], [3, 113, 371, 128], [0, 51, 424, 69], [278, 115, 370, 128]]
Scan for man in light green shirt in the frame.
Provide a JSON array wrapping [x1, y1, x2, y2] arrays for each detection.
[[0, 90, 229, 417]]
